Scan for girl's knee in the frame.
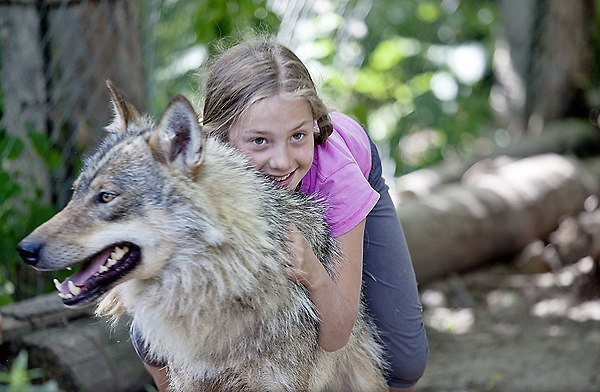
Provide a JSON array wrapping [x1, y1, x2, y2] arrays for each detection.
[[386, 335, 429, 388]]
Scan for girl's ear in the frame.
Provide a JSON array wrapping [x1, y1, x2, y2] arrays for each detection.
[[150, 95, 205, 175]]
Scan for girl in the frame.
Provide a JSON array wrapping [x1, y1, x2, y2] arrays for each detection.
[[131, 38, 428, 391]]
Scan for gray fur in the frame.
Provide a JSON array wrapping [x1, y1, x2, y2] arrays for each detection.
[[18, 85, 387, 391]]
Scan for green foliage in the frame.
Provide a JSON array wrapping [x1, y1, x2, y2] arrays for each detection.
[[0, 129, 60, 305], [26, 130, 63, 173], [147, 0, 499, 176], [147, 0, 279, 114], [192, 0, 280, 52], [317, 0, 498, 175], [0, 350, 60, 392]]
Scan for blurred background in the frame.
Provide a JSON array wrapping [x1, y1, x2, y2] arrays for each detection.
[[1, 0, 599, 391]]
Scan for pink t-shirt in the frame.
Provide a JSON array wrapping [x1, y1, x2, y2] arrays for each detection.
[[300, 112, 380, 237]]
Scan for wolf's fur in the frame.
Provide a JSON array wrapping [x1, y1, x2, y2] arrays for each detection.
[[17, 83, 387, 391]]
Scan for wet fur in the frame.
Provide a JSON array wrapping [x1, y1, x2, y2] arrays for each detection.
[[19, 83, 387, 391]]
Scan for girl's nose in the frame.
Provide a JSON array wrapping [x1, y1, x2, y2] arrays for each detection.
[[268, 145, 292, 170]]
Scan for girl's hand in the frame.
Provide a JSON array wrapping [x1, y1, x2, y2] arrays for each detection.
[[284, 223, 320, 286], [284, 220, 366, 352]]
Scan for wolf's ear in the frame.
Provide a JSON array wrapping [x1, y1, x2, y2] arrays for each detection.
[[150, 94, 205, 173], [105, 80, 141, 135]]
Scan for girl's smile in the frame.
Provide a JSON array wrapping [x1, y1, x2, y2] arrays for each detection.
[[228, 95, 315, 190], [269, 171, 294, 187]]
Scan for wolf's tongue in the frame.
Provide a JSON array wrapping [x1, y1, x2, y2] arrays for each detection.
[[59, 248, 113, 292]]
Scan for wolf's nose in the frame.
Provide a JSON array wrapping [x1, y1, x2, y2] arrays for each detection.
[[16, 241, 41, 266]]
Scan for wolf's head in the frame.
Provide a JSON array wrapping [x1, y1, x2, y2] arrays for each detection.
[[16, 82, 216, 308]]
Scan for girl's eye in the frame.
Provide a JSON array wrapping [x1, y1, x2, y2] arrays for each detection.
[[98, 192, 117, 203], [292, 132, 305, 141], [252, 137, 266, 146]]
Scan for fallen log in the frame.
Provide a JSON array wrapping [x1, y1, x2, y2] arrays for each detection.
[[514, 208, 600, 298], [0, 294, 152, 392], [396, 154, 600, 284], [549, 209, 600, 264], [394, 119, 600, 203], [0, 292, 90, 344], [22, 318, 151, 392]]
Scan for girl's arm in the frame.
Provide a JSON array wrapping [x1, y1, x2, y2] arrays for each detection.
[[144, 363, 169, 392], [286, 220, 365, 352]]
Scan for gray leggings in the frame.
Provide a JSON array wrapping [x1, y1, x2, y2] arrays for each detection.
[[364, 139, 429, 388], [130, 141, 429, 388]]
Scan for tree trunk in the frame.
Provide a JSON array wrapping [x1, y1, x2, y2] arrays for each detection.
[[396, 154, 600, 284], [394, 118, 600, 203], [0, 1, 51, 203], [492, 0, 595, 135], [0, 0, 145, 206]]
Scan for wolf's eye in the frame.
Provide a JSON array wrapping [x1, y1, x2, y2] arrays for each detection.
[[98, 192, 117, 203]]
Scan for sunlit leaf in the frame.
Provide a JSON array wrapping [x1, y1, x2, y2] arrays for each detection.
[[417, 2, 441, 23], [354, 69, 389, 100], [408, 72, 434, 95], [394, 84, 414, 103], [370, 37, 421, 72]]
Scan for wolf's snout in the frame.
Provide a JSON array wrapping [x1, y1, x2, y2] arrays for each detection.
[[16, 240, 41, 266]]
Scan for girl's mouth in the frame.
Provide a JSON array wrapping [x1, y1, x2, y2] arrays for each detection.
[[272, 172, 292, 182], [267, 171, 295, 187]]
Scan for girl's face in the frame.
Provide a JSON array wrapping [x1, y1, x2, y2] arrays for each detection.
[[228, 95, 315, 190]]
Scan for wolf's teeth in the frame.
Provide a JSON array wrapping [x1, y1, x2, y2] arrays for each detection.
[[53, 278, 62, 291], [58, 292, 71, 299], [106, 257, 117, 267], [111, 246, 128, 261], [98, 265, 109, 273], [68, 281, 81, 296]]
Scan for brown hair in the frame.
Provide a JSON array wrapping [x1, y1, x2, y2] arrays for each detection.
[[200, 38, 333, 145]]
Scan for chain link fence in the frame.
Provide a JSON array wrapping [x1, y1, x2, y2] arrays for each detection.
[[0, 0, 158, 206], [0, 0, 162, 301]]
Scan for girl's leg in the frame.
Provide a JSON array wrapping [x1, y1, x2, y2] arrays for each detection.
[[364, 142, 428, 389], [363, 189, 429, 388]]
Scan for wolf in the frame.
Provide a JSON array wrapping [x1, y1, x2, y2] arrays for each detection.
[[16, 82, 387, 391]]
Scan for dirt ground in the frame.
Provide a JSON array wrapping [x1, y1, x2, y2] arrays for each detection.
[[415, 257, 600, 392]]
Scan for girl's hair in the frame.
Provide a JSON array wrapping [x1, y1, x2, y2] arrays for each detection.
[[201, 38, 333, 145]]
